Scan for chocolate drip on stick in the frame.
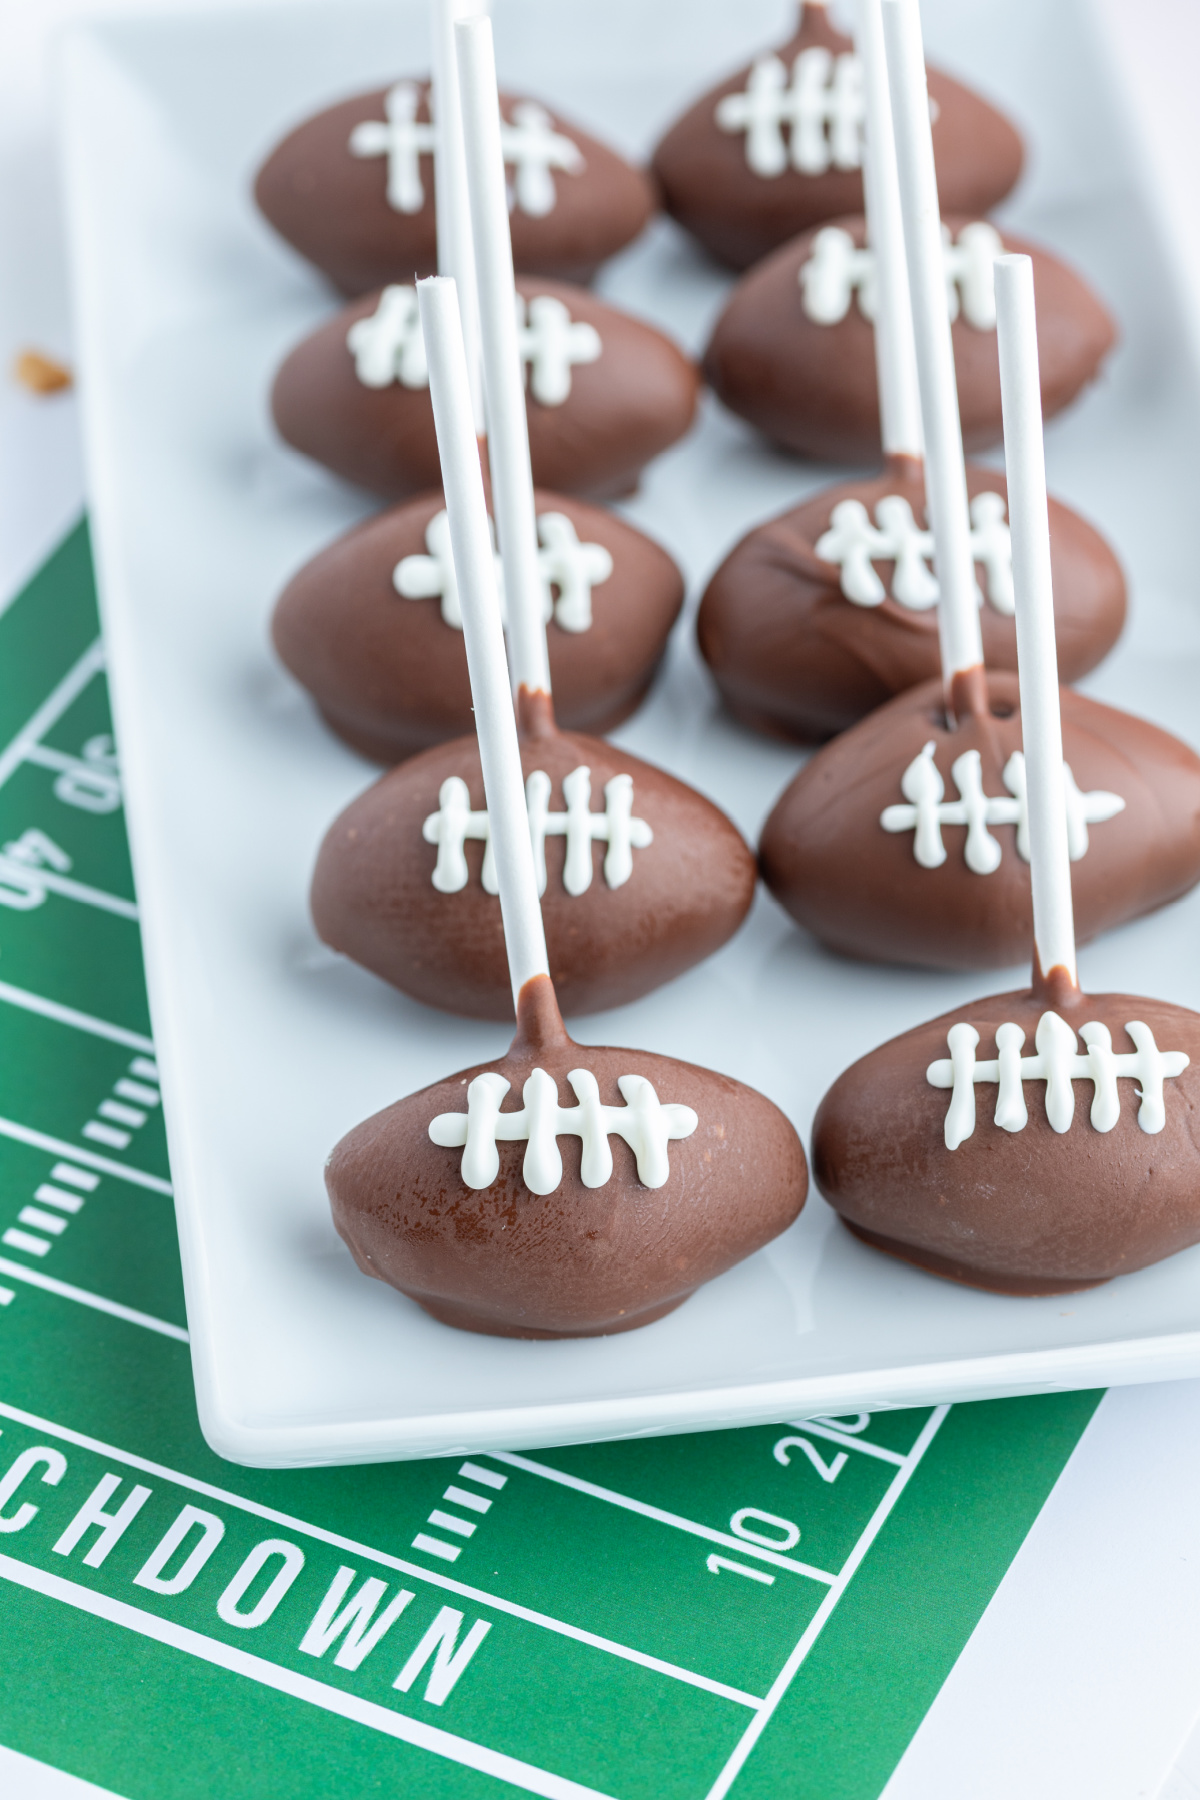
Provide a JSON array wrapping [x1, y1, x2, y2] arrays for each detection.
[[418, 276, 548, 1006], [995, 253, 1077, 992], [882, 0, 981, 719]]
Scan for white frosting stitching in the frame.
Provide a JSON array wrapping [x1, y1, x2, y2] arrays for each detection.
[[347, 287, 429, 389], [423, 767, 652, 896], [393, 508, 612, 632], [816, 491, 1013, 614], [927, 1011, 1189, 1149], [517, 294, 602, 405], [881, 744, 1124, 874], [348, 288, 600, 406], [347, 86, 582, 218], [715, 48, 865, 177], [500, 101, 585, 216], [800, 220, 1004, 328], [349, 82, 436, 214], [429, 1066, 698, 1193]]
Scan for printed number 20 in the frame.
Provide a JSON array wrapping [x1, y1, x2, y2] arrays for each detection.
[[772, 1436, 848, 1483]]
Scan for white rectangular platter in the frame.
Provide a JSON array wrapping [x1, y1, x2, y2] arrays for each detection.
[[59, 0, 1200, 1466]]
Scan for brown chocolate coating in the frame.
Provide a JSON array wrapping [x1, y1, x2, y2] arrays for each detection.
[[327, 975, 808, 1337], [703, 216, 1116, 463], [273, 488, 684, 763], [652, 3, 1023, 271], [255, 82, 656, 295], [312, 698, 758, 1019], [759, 671, 1200, 969], [813, 974, 1200, 1294], [697, 457, 1126, 743], [272, 276, 699, 503]]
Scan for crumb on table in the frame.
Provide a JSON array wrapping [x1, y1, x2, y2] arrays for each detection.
[[12, 349, 73, 394]]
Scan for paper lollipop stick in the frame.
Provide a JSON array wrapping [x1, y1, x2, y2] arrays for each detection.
[[416, 275, 550, 1006], [994, 253, 1078, 989], [455, 12, 552, 700], [856, 0, 922, 460], [432, 0, 488, 436], [881, 0, 982, 710]]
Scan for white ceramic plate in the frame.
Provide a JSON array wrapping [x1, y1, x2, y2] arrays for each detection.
[[59, 0, 1200, 1467]]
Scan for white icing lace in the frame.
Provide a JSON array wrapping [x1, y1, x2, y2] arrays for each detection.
[[348, 83, 436, 214], [348, 86, 583, 218], [715, 48, 864, 177], [347, 287, 428, 389], [429, 1066, 698, 1193], [816, 491, 1013, 614], [393, 509, 612, 632], [800, 221, 1004, 327], [500, 101, 585, 216], [881, 744, 1124, 874], [423, 767, 652, 896], [927, 1011, 1189, 1149], [517, 294, 602, 405], [347, 288, 600, 408]]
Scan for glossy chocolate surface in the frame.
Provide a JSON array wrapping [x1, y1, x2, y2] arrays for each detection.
[[652, 3, 1023, 270], [255, 82, 656, 294], [273, 488, 684, 763], [327, 974, 808, 1337], [312, 697, 758, 1019], [703, 216, 1116, 463], [272, 275, 699, 502], [814, 975, 1200, 1294], [698, 457, 1126, 743], [759, 671, 1200, 969]]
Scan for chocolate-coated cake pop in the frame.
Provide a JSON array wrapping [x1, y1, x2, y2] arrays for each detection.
[[273, 487, 684, 763], [813, 971, 1200, 1294], [759, 667, 1200, 967], [272, 274, 699, 502], [255, 81, 655, 296], [703, 215, 1115, 463], [314, 687, 756, 1018], [324, 265, 806, 1338], [813, 242, 1200, 1295], [651, 0, 1022, 272], [698, 460, 1125, 747], [330, 970, 807, 1336]]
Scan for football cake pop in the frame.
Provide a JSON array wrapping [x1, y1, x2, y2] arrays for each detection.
[[273, 486, 685, 763], [311, 16, 755, 1019], [271, 271, 699, 503], [326, 272, 807, 1338], [697, 0, 1125, 745], [758, 0, 1200, 970], [813, 249, 1200, 1295], [254, 1, 655, 295], [271, 0, 685, 764], [651, 0, 1022, 273], [702, 211, 1115, 465]]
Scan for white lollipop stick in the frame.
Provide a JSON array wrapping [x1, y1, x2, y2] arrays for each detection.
[[417, 277, 550, 1008], [455, 13, 552, 700], [994, 254, 1078, 990], [856, 0, 922, 460], [432, 0, 488, 436], [881, 0, 982, 705]]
